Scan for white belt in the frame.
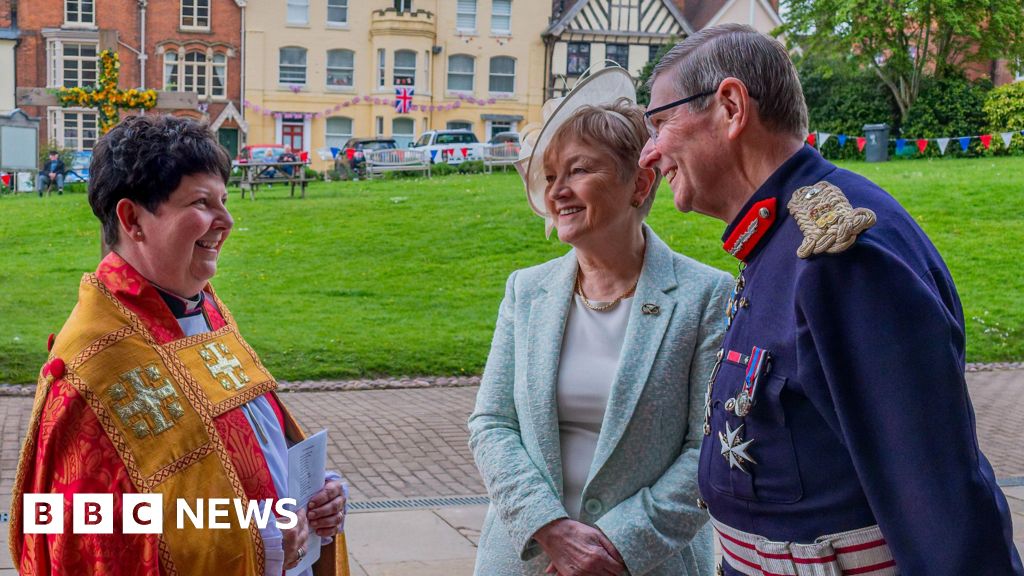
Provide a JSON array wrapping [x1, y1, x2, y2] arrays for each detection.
[[711, 515, 899, 576]]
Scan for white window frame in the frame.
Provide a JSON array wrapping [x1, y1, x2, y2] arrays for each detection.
[[394, 0, 412, 12], [49, 40, 99, 88], [64, 0, 95, 27], [326, 49, 355, 90], [180, 0, 211, 31], [279, 47, 308, 86], [287, 0, 309, 25], [491, 0, 511, 35], [447, 54, 475, 93], [163, 51, 180, 91], [325, 116, 353, 149], [488, 56, 515, 96], [377, 49, 386, 89], [486, 120, 514, 141], [211, 53, 227, 98], [391, 117, 416, 147], [48, 107, 99, 151], [375, 116, 384, 136], [326, 0, 348, 26], [456, 0, 477, 33], [394, 49, 416, 89], [183, 51, 209, 96]]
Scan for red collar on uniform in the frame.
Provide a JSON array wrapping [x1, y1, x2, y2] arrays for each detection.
[[722, 198, 777, 262]]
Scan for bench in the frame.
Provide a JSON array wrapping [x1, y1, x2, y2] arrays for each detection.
[[483, 143, 521, 173], [232, 160, 311, 199], [365, 149, 431, 179]]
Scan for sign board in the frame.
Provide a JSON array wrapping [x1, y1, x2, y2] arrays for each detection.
[[1, 125, 39, 170]]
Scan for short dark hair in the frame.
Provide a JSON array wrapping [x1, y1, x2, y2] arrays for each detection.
[[88, 115, 231, 246], [48, 150, 58, 155]]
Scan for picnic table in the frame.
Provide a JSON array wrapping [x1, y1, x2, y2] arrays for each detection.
[[231, 160, 311, 200]]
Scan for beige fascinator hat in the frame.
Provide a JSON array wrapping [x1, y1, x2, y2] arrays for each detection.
[[514, 65, 638, 236]]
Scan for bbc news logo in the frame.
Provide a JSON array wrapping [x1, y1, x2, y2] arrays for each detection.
[[23, 494, 298, 534]]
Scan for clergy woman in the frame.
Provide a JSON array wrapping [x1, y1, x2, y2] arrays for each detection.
[[469, 67, 732, 576], [10, 115, 348, 576]]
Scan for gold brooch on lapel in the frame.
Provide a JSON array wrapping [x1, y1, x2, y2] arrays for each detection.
[[641, 303, 660, 315], [787, 181, 876, 259]]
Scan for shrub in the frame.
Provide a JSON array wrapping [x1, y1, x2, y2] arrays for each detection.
[[797, 53, 899, 160], [636, 40, 678, 107], [901, 73, 991, 157], [303, 166, 321, 180], [38, 141, 76, 170], [983, 82, 1024, 155], [457, 160, 485, 174], [431, 162, 456, 176]]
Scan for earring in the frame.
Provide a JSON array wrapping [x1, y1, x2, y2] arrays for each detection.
[[134, 231, 144, 241], [631, 200, 641, 208]]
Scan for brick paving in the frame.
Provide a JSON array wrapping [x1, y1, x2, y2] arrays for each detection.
[[1, 369, 1022, 572]]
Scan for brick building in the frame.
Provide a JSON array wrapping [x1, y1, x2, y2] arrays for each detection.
[[12, 0, 246, 155]]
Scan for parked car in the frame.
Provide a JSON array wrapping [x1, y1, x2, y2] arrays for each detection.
[[65, 150, 92, 183], [335, 138, 398, 178], [411, 130, 485, 164], [488, 132, 520, 146]]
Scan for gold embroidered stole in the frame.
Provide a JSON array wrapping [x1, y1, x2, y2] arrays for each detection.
[[13, 274, 281, 576]]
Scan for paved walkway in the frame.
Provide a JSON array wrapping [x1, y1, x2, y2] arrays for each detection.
[[2, 370, 1022, 574]]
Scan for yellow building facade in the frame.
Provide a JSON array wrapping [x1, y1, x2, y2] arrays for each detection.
[[244, 0, 549, 169]]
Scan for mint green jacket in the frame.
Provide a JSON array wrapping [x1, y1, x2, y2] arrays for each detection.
[[469, 226, 731, 576]]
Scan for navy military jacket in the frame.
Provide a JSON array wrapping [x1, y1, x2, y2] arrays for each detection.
[[698, 146, 1022, 575]]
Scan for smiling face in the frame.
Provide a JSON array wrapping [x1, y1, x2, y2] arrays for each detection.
[[639, 73, 727, 218], [131, 172, 233, 297], [543, 139, 638, 249]]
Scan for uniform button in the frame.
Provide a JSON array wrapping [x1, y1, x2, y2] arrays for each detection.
[[696, 497, 707, 510], [583, 498, 602, 515]]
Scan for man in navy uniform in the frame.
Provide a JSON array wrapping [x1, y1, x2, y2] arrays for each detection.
[[640, 23, 1022, 576]]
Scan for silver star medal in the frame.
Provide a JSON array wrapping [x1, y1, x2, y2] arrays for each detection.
[[719, 422, 757, 474]]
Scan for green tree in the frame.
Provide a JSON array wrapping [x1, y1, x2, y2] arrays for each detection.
[[778, 0, 1024, 122]]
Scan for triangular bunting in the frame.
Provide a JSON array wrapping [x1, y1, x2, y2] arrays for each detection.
[[1001, 131, 1014, 149], [980, 134, 992, 149], [936, 138, 950, 155], [807, 132, 816, 147], [916, 139, 928, 153], [461, 147, 469, 158], [959, 137, 971, 152], [819, 132, 831, 147], [838, 134, 848, 147], [895, 139, 907, 154], [430, 149, 438, 161], [856, 137, 866, 152]]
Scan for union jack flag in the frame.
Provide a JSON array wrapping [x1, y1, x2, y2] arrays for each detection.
[[395, 87, 414, 114]]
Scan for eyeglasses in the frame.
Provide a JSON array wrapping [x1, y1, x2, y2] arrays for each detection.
[[643, 90, 715, 142]]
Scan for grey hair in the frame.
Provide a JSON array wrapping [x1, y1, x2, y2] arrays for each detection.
[[649, 23, 808, 139], [544, 98, 662, 219]]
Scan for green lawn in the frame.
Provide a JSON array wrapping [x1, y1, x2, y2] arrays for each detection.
[[1, 157, 1020, 384]]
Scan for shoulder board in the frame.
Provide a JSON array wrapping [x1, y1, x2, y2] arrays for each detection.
[[787, 181, 877, 259]]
